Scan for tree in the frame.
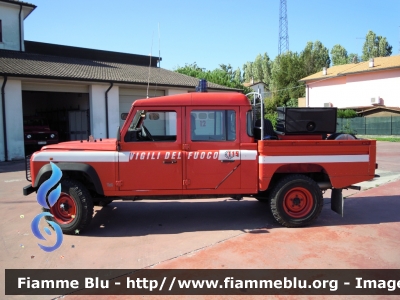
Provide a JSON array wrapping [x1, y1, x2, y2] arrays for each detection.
[[243, 61, 253, 83], [362, 30, 392, 61], [174, 63, 251, 94], [234, 67, 242, 83], [301, 41, 331, 76], [348, 53, 359, 64], [219, 64, 234, 81], [270, 51, 306, 107], [261, 53, 273, 88], [252, 54, 264, 83], [331, 44, 348, 65]]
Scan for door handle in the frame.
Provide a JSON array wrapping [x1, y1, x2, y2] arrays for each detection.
[[163, 160, 177, 164], [221, 160, 235, 163]]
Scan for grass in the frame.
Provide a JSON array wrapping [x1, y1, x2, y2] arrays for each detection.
[[357, 135, 400, 142], [373, 137, 400, 142]]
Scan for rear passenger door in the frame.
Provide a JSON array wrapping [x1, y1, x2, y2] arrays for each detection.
[[183, 106, 241, 191]]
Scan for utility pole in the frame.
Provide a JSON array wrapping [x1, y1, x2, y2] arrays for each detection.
[[278, 0, 289, 55]]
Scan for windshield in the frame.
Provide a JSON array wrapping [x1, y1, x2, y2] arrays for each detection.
[[23, 118, 48, 127]]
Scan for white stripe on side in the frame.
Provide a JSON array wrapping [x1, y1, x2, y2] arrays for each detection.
[[32, 151, 118, 162], [217, 150, 258, 161], [118, 152, 130, 162], [259, 155, 370, 164], [241, 150, 258, 160]]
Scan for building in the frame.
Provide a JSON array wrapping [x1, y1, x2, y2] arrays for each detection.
[[299, 56, 400, 109], [0, 0, 237, 161], [243, 80, 271, 99]]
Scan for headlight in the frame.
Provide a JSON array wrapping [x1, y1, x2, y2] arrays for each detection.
[[26, 134, 31, 139], [50, 134, 55, 138]]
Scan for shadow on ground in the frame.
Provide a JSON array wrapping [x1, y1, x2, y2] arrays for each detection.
[[81, 194, 400, 237], [0, 160, 26, 173]]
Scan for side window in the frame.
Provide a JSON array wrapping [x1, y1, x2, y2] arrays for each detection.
[[125, 111, 177, 142], [191, 110, 236, 141]]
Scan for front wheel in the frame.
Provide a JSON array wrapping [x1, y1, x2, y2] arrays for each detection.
[[44, 179, 94, 234], [270, 174, 323, 227]]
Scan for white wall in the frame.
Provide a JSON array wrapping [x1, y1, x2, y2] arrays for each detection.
[[308, 69, 400, 108], [166, 89, 188, 95], [107, 86, 119, 138], [0, 2, 32, 51], [0, 78, 24, 161], [89, 84, 119, 139], [308, 77, 346, 107]]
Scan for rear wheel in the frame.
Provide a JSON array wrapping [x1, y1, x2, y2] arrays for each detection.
[[270, 174, 323, 227], [44, 179, 94, 234]]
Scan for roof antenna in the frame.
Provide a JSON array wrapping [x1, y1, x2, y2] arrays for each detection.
[[154, 23, 161, 97], [146, 31, 154, 99], [158, 23, 161, 68]]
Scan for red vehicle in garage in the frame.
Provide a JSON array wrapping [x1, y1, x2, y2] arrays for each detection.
[[23, 90, 377, 234], [24, 116, 59, 147]]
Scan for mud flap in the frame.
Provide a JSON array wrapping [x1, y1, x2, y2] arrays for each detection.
[[331, 188, 343, 217]]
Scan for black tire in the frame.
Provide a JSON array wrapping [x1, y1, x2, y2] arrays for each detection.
[[270, 174, 323, 227], [44, 179, 94, 234]]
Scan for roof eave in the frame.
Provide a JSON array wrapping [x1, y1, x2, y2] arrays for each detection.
[[300, 65, 400, 83], [299, 75, 339, 83], [0, 73, 239, 91]]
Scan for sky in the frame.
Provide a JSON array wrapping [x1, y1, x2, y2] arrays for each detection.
[[24, 0, 400, 72]]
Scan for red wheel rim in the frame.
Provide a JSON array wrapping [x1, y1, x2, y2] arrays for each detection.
[[50, 192, 77, 224], [283, 187, 314, 218]]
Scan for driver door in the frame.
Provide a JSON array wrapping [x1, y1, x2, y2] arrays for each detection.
[[118, 107, 183, 191]]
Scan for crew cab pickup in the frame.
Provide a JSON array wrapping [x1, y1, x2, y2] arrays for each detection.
[[23, 92, 376, 234]]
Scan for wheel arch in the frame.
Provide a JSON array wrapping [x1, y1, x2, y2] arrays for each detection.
[[33, 163, 104, 195], [263, 164, 331, 193]]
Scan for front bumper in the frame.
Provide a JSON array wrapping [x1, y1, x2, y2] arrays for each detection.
[[23, 184, 36, 196]]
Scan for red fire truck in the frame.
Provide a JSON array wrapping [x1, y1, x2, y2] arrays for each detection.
[[23, 91, 376, 234]]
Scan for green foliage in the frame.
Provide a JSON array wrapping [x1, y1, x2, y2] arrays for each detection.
[[242, 53, 272, 87], [175, 62, 252, 94], [270, 51, 306, 107], [252, 54, 264, 83], [360, 136, 400, 142], [285, 98, 298, 107], [337, 109, 357, 118], [263, 97, 278, 128], [362, 30, 392, 61], [300, 40, 331, 75], [234, 67, 242, 83], [331, 44, 348, 65], [341, 119, 357, 135], [243, 61, 253, 83], [348, 53, 360, 63]]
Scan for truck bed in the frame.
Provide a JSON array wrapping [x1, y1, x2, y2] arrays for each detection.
[[257, 139, 376, 190]]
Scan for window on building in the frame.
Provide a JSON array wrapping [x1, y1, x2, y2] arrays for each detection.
[[191, 110, 236, 141]]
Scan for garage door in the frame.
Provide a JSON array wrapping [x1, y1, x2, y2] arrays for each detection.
[[119, 89, 164, 127]]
